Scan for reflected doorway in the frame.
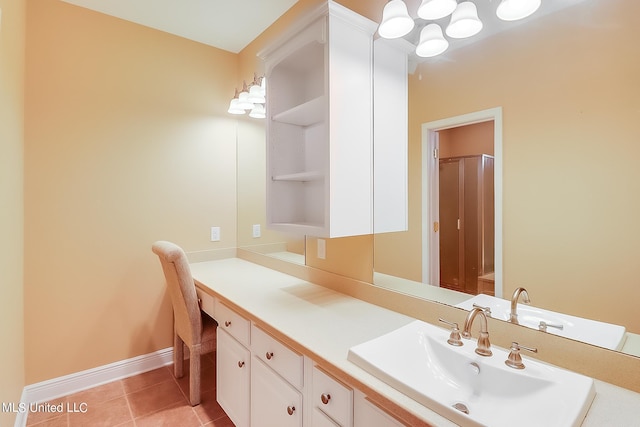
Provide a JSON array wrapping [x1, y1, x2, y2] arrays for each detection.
[[421, 108, 503, 298]]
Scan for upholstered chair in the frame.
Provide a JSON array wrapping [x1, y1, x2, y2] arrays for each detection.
[[152, 240, 216, 406]]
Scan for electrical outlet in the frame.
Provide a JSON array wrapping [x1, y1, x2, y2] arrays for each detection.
[[252, 224, 261, 238], [210, 226, 221, 242], [317, 239, 326, 260]]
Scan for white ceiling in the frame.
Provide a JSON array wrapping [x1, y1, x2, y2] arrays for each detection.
[[60, 0, 589, 56], [60, 0, 300, 53]]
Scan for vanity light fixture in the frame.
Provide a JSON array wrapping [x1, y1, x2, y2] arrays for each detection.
[[418, 0, 457, 20], [416, 23, 449, 57], [378, 0, 415, 39], [496, 0, 541, 21], [377, 0, 543, 58], [227, 74, 266, 118], [445, 1, 483, 39]]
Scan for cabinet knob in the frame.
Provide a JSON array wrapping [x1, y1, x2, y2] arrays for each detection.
[[287, 406, 296, 416], [225, 321, 231, 327], [321, 393, 331, 405], [266, 351, 274, 360], [237, 361, 245, 368]]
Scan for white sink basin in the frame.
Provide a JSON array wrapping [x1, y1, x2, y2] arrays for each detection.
[[348, 320, 595, 427], [456, 294, 626, 350]]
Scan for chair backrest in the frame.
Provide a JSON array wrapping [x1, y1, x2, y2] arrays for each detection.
[[152, 241, 202, 347]]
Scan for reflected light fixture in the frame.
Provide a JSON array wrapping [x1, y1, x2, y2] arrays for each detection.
[[416, 24, 449, 57], [227, 74, 266, 118], [446, 2, 483, 39], [377, 0, 545, 58], [378, 0, 415, 39], [249, 104, 266, 119], [227, 89, 245, 115], [417, 0, 457, 20], [496, 0, 541, 21]]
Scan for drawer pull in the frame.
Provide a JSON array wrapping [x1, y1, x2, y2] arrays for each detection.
[[287, 406, 296, 416], [266, 351, 274, 360], [237, 361, 245, 368], [225, 321, 232, 327], [321, 393, 331, 405]]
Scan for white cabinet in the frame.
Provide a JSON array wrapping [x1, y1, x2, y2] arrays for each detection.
[[260, 1, 377, 238], [195, 287, 215, 318], [251, 324, 305, 426], [353, 390, 406, 427], [251, 357, 303, 427], [217, 328, 251, 427], [372, 37, 412, 234], [313, 408, 341, 427], [311, 367, 353, 427]]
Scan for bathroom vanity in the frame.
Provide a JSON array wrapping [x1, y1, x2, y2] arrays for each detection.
[[190, 256, 640, 427]]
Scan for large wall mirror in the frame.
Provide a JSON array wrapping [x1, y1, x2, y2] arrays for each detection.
[[373, 0, 640, 356], [237, 0, 640, 358]]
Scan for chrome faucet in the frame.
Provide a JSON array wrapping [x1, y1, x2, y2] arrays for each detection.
[[510, 287, 530, 324], [461, 307, 492, 356]]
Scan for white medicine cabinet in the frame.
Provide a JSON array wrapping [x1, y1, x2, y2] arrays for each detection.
[[259, 1, 409, 238]]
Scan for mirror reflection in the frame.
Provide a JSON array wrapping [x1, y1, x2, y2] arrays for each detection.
[[373, 0, 640, 356], [238, 0, 640, 357]]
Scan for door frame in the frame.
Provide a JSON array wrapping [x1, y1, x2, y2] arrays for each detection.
[[421, 107, 503, 297]]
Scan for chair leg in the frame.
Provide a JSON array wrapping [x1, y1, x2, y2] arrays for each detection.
[[188, 344, 202, 406], [174, 333, 184, 379]]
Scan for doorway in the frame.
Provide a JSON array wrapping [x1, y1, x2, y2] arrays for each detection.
[[421, 108, 503, 298]]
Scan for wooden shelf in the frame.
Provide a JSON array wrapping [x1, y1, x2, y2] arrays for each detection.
[[271, 171, 324, 182], [272, 96, 324, 127]]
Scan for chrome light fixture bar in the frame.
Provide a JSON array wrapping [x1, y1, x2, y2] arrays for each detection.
[[378, 0, 542, 58]]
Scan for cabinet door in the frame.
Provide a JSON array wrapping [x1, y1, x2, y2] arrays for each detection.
[[217, 328, 250, 427], [354, 391, 405, 427], [312, 407, 341, 427], [312, 367, 352, 426], [251, 357, 302, 427]]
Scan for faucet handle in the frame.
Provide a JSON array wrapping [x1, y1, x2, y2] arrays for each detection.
[[472, 303, 492, 317], [505, 342, 538, 369], [438, 318, 463, 346], [538, 321, 564, 332]]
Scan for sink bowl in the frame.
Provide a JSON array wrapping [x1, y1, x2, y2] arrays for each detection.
[[456, 294, 626, 350], [348, 320, 595, 427]]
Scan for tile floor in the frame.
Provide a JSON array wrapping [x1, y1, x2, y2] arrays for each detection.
[[25, 352, 234, 427]]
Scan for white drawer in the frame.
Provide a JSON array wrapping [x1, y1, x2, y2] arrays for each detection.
[[215, 300, 250, 347], [312, 366, 353, 427], [251, 324, 304, 390], [313, 407, 341, 427], [195, 287, 215, 319]]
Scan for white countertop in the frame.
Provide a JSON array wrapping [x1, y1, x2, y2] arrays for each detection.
[[190, 258, 640, 427]]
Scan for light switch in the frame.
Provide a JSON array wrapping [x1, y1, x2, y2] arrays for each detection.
[[252, 224, 261, 238], [210, 226, 221, 242]]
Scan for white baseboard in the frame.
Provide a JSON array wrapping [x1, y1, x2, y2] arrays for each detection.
[[15, 347, 173, 427]]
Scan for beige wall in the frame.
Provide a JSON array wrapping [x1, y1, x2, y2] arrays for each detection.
[[0, 0, 26, 424], [24, 1, 238, 383], [399, 0, 640, 333]]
